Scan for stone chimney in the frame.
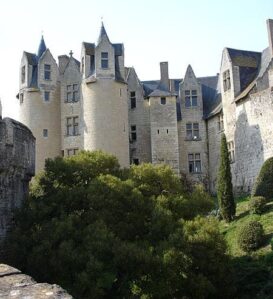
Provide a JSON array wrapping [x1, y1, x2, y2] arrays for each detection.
[[267, 19, 273, 57], [160, 62, 169, 91]]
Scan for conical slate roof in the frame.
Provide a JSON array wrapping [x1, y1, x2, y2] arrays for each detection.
[[37, 35, 46, 59]]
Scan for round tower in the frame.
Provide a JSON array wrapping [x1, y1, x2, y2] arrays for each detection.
[[81, 24, 129, 167], [18, 37, 61, 173]]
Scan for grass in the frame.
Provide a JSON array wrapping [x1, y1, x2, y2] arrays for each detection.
[[219, 196, 273, 257]]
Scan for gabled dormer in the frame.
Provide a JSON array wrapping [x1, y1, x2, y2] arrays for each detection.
[[81, 23, 125, 82], [220, 48, 261, 97], [180, 65, 202, 110]]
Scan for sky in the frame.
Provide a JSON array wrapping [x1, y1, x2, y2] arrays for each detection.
[[0, 0, 272, 119]]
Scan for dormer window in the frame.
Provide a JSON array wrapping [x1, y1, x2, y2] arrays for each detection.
[[21, 66, 26, 83], [223, 70, 231, 91], [44, 64, 51, 80], [185, 90, 197, 107], [101, 52, 108, 69]]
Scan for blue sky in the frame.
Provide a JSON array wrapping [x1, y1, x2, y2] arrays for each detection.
[[0, 0, 272, 119]]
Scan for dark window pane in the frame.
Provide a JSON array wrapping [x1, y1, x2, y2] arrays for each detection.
[[195, 161, 201, 172], [192, 96, 198, 106], [131, 98, 136, 109], [185, 90, 190, 96], [101, 52, 108, 58], [101, 60, 108, 68], [161, 97, 166, 105], [192, 90, 197, 95], [185, 97, 191, 107]]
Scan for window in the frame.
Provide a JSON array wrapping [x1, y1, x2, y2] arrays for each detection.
[[21, 66, 25, 83], [44, 64, 51, 80], [218, 114, 224, 131], [19, 93, 24, 104], [81, 57, 84, 73], [44, 91, 50, 102], [66, 84, 79, 102], [101, 52, 108, 69], [132, 158, 139, 165], [186, 123, 199, 139], [43, 129, 48, 138], [66, 116, 79, 136], [67, 148, 79, 156], [223, 70, 231, 92], [161, 97, 166, 105], [130, 125, 137, 141], [130, 91, 136, 109], [188, 153, 201, 173], [228, 141, 235, 163], [185, 90, 197, 107]]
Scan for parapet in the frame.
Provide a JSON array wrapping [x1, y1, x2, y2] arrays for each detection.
[[0, 118, 35, 243]]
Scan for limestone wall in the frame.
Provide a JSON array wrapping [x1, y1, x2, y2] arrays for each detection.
[[82, 79, 129, 167], [0, 118, 35, 243], [127, 68, 151, 164], [234, 89, 273, 193], [150, 95, 180, 174]]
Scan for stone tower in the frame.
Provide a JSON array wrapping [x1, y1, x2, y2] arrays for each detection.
[[149, 62, 180, 174], [18, 37, 61, 173], [81, 23, 129, 167]]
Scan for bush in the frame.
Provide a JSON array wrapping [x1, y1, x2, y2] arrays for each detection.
[[249, 196, 267, 215], [237, 221, 264, 252], [252, 157, 273, 200]]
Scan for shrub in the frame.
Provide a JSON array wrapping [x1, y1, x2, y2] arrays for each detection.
[[249, 196, 267, 215], [252, 157, 273, 200], [237, 221, 264, 252]]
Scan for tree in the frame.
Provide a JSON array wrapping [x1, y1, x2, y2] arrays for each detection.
[[217, 133, 236, 221], [252, 157, 273, 200], [5, 151, 233, 299]]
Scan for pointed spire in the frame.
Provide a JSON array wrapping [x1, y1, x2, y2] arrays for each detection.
[[37, 35, 47, 59], [184, 64, 197, 80], [97, 22, 110, 44]]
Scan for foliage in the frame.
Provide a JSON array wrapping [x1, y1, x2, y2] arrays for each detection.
[[217, 133, 236, 222], [252, 157, 273, 200], [249, 196, 267, 215], [4, 151, 233, 299], [237, 221, 264, 252]]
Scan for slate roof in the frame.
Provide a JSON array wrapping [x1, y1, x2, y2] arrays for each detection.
[[83, 42, 95, 55], [37, 36, 47, 59]]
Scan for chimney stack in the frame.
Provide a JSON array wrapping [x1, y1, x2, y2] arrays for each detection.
[[160, 62, 169, 91], [267, 19, 273, 57]]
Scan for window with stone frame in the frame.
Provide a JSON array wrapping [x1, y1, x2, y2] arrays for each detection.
[[228, 141, 235, 163], [130, 125, 137, 142], [67, 148, 79, 156], [188, 153, 201, 173], [218, 114, 224, 131], [43, 129, 48, 138], [160, 97, 166, 105], [44, 64, 51, 80], [44, 91, 50, 102], [81, 57, 84, 73], [66, 84, 79, 102], [186, 122, 200, 139], [101, 52, 108, 69], [223, 70, 231, 92], [21, 66, 26, 84], [66, 116, 79, 136], [185, 90, 198, 107], [130, 91, 136, 109], [19, 93, 24, 104]]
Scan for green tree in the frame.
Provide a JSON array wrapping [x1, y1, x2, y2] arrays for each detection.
[[217, 133, 236, 222], [5, 151, 233, 299], [252, 157, 273, 200]]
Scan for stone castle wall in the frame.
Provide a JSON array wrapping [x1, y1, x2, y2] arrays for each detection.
[[0, 118, 35, 243]]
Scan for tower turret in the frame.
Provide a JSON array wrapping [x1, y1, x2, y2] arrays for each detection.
[[81, 23, 129, 167], [18, 36, 61, 173]]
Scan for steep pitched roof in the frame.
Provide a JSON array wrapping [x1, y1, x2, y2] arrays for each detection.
[[83, 42, 95, 55], [97, 22, 110, 44], [37, 36, 47, 59]]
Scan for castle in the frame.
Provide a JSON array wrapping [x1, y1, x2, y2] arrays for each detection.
[[18, 20, 273, 194]]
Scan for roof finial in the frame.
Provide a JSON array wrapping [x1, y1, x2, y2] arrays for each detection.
[[69, 50, 73, 57]]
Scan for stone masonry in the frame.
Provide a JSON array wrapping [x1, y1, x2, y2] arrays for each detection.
[[0, 113, 35, 243]]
